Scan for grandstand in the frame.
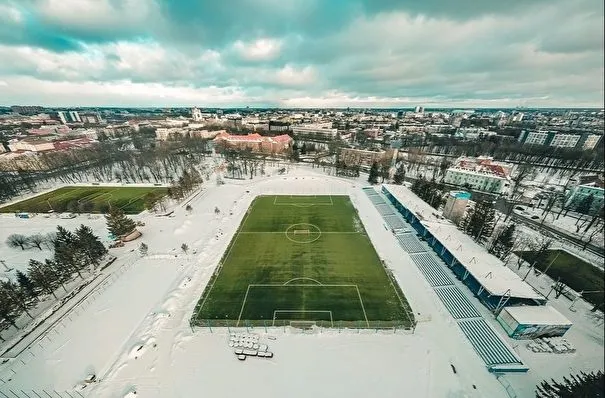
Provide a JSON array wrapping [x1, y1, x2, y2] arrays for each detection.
[[381, 184, 547, 312]]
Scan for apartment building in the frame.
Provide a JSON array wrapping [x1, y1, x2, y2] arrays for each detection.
[[517, 130, 602, 149], [213, 132, 292, 154], [291, 123, 338, 140], [444, 157, 511, 194]]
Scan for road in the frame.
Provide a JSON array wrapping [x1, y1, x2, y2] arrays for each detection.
[[494, 198, 604, 258]]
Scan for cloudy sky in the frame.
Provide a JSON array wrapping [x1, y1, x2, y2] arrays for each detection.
[[0, 0, 603, 108]]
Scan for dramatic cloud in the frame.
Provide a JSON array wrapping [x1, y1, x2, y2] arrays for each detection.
[[0, 0, 602, 107]]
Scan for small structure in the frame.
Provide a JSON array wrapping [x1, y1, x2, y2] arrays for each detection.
[[442, 191, 470, 225], [496, 305, 572, 339], [122, 229, 142, 242]]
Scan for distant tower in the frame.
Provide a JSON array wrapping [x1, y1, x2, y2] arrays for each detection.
[[414, 106, 424, 114], [191, 107, 202, 121]]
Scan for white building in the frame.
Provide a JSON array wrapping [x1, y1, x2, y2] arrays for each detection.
[[155, 128, 224, 141], [8, 139, 55, 152], [520, 131, 549, 145], [191, 107, 202, 122], [57, 111, 81, 124], [549, 133, 581, 148], [511, 112, 524, 122], [583, 134, 602, 150], [291, 124, 337, 140], [444, 157, 511, 194], [565, 180, 604, 214]]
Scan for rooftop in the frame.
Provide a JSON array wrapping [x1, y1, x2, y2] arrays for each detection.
[[503, 305, 572, 326], [383, 183, 544, 300]]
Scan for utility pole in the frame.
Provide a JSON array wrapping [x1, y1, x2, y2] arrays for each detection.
[[540, 250, 561, 276]]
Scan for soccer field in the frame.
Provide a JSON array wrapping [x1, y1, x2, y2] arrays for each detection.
[[192, 195, 415, 328], [0, 186, 168, 214]]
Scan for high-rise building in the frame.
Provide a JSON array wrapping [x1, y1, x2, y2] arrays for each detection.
[[69, 111, 81, 123], [57, 110, 82, 124], [414, 106, 424, 114], [517, 130, 602, 149], [11, 105, 44, 115]]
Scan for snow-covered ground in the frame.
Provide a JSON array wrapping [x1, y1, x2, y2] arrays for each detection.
[[0, 165, 602, 398], [514, 205, 604, 250], [0, 213, 110, 278]]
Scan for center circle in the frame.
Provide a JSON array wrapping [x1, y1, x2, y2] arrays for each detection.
[[285, 223, 322, 243]]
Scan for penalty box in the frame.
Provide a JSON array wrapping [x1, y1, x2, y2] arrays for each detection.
[[273, 195, 333, 206], [237, 283, 369, 326]]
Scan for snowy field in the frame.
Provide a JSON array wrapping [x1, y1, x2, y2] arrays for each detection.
[[0, 165, 602, 398], [0, 214, 110, 278]]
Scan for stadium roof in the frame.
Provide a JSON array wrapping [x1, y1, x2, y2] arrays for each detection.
[[383, 184, 544, 301]]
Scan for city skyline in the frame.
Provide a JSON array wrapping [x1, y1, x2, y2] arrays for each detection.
[[0, 0, 603, 108]]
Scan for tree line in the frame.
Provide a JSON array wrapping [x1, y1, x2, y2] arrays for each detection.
[[0, 225, 107, 336]]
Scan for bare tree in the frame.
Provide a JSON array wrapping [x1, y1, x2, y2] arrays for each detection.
[[181, 243, 189, 254], [6, 234, 29, 250], [505, 163, 535, 221], [28, 234, 46, 250], [44, 232, 57, 250]]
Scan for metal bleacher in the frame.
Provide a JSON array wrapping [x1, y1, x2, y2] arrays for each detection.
[[458, 318, 525, 369], [363, 187, 528, 373], [409, 253, 453, 287], [394, 232, 427, 254], [375, 203, 395, 216], [434, 286, 482, 319], [383, 214, 409, 232]]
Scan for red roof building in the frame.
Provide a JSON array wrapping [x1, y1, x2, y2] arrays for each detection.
[[213, 132, 292, 154]]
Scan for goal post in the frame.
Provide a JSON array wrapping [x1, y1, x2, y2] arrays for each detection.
[[272, 310, 334, 327]]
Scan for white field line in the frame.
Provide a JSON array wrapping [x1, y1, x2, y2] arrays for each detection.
[[354, 285, 370, 327], [249, 283, 359, 287], [76, 189, 108, 204], [238, 284, 365, 327], [273, 194, 333, 206], [238, 231, 360, 234], [273, 203, 333, 206], [272, 310, 333, 327], [79, 191, 112, 206], [196, 199, 255, 319], [117, 190, 155, 211], [236, 285, 252, 327], [23, 186, 82, 210], [46, 186, 84, 203]]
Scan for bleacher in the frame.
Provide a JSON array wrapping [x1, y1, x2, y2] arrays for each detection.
[[363, 186, 528, 373], [394, 232, 427, 254], [434, 286, 482, 319], [409, 253, 453, 287]]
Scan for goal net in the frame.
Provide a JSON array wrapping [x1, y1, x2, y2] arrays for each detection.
[[289, 320, 316, 330]]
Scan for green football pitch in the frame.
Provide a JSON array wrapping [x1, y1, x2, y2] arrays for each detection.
[[192, 195, 415, 328], [0, 186, 168, 214]]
